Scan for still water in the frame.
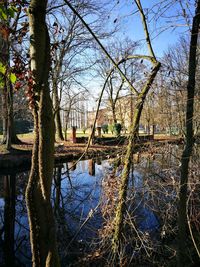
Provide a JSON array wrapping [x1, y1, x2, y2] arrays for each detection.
[[0, 146, 180, 266]]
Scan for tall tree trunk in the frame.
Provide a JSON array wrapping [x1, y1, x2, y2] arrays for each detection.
[[1, 88, 8, 144], [0, 2, 8, 145], [25, 1, 60, 266], [0, 1, 21, 148], [1, 82, 21, 148], [178, 1, 200, 266], [64, 108, 71, 141], [6, 80, 12, 150], [53, 81, 64, 141], [111, 104, 117, 124]]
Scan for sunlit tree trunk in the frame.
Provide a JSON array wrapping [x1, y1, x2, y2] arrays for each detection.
[[178, 1, 200, 266], [53, 80, 64, 141], [25, 1, 60, 266], [111, 104, 117, 124], [111, 0, 161, 256], [112, 62, 160, 254]]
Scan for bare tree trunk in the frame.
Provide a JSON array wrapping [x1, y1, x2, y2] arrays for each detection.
[[112, 62, 160, 255], [0, 2, 21, 148], [55, 109, 64, 141], [63, 0, 160, 261], [64, 108, 71, 141], [1, 88, 8, 144], [6, 80, 12, 150], [111, 104, 117, 124], [178, 1, 200, 266], [53, 81, 64, 141], [26, 1, 60, 266], [2, 82, 21, 148]]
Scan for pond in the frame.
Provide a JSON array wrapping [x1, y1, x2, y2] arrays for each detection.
[[0, 144, 182, 266]]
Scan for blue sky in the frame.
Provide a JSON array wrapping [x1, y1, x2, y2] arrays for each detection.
[[61, 0, 195, 110], [87, 0, 195, 108], [107, 0, 194, 57]]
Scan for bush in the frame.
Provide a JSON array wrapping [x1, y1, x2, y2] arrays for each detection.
[[102, 124, 108, 134], [82, 127, 87, 134], [108, 124, 114, 134], [15, 120, 33, 134], [0, 119, 33, 134], [113, 123, 122, 136]]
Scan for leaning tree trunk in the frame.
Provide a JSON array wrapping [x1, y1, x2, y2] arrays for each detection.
[[112, 62, 160, 255], [178, 1, 200, 266], [25, 1, 60, 266]]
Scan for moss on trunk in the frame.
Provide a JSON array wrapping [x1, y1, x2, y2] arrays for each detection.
[[112, 62, 160, 256], [26, 1, 60, 266]]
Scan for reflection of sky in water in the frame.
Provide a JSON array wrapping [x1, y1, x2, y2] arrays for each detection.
[[130, 170, 160, 232], [0, 153, 177, 264], [0, 199, 4, 231], [135, 205, 159, 232], [53, 160, 110, 239]]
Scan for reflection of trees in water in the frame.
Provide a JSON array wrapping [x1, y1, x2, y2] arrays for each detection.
[[0, 172, 31, 267], [4, 174, 15, 267], [1, 151, 195, 266], [0, 152, 180, 266], [52, 159, 104, 262], [0, 159, 103, 265], [99, 145, 183, 265]]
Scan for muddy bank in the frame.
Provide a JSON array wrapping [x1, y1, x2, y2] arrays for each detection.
[[0, 143, 120, 173], [0, 137, 182, 173]]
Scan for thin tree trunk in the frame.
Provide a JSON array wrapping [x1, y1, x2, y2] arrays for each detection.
[[2, 82, 21, 147], [55, 111, 64, 140], [6, 80, 12, 150], [53, 81, 64, 141], [111, 104, 117, 124], [178, 1, 200, 266], [0, 1, 21, 147], [112, 62, 160, 255], [1, 88, 8, 144], [64, 109, 71, 141]]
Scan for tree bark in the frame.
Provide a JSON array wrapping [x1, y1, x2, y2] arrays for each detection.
[[178, 1, 200, 266], [26, 1, 60, 266], [53, 81, 64, 141], [112, 62, 160, 255], [1, 82, 21, 147], [0, 1, 21, 148], [111, 104, 117, 124]]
